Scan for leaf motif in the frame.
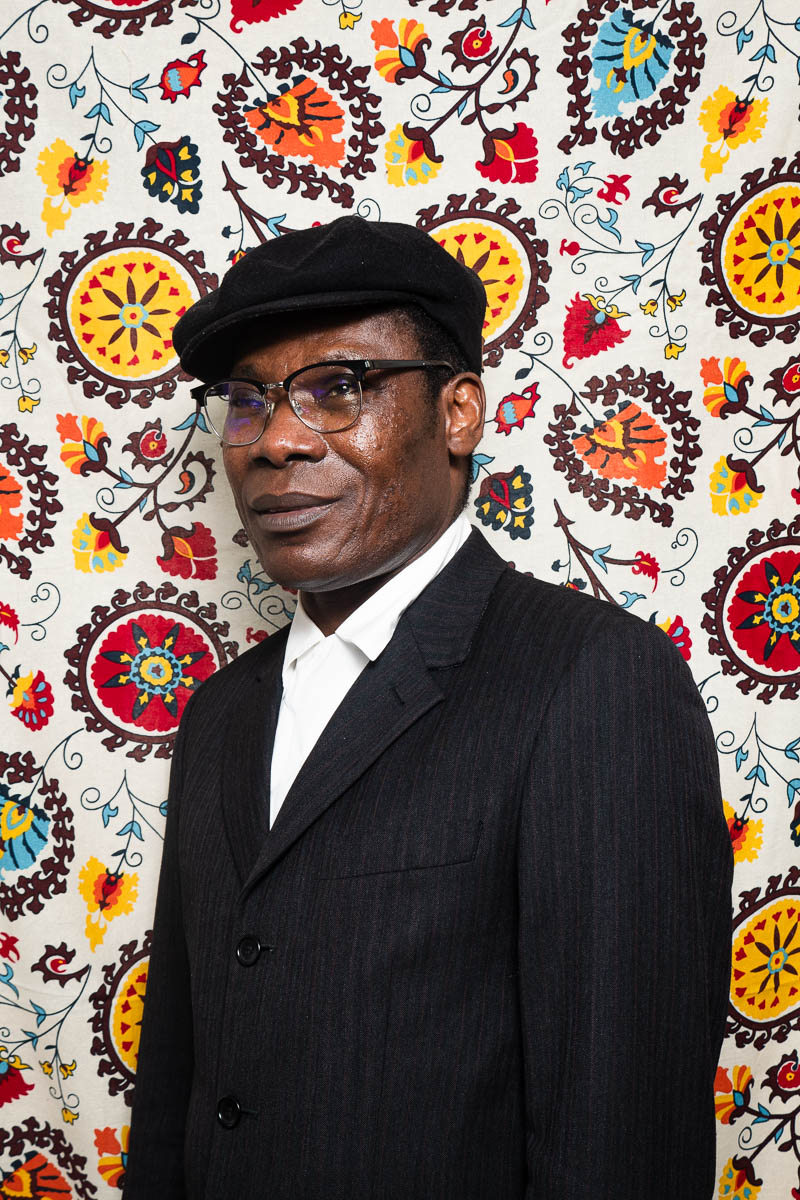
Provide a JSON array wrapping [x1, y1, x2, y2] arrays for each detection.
[[69, 82, 85, 109], [736, 28, 754, 54]]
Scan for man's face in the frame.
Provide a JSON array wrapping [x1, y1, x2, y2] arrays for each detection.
[[222, 309, 476, 602]]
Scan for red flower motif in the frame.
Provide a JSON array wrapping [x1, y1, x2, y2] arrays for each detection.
[[782, 360, 800, 394], [0, 603, 19, 644], [9, 668, 54, 730], [230, 0, 303, 27], [563, 293, 630, 367], [729, 552, 800, 671], [122, 419, 169, 470], [159, 51, 206, 103], [157, 523, 217, 581], [596, 174, 631, 204], [493, 384, 539, 436], [462, 19, 493, 60], [656, 615, 692, 660], [0, 932, 19, 961], [765, 1052, 800, 1101], [0, 1054, 33, 1107], [90, 615, 215, 732], [476, 124, 538, 185], [632, 550, 660, 588]]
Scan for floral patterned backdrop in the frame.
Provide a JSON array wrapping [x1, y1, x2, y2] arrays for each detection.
[[0, 0, 798, 1194]]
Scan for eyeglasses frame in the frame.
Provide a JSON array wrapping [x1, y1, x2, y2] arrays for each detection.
[[190, 358, 456, 444]]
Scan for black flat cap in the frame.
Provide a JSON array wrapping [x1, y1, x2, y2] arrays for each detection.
[[173, 215, 486, 381]]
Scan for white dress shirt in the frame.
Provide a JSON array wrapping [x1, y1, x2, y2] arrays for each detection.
[[269, 514, 472, 827]]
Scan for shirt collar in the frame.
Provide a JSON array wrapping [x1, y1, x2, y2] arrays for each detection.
[[283, 514, 471, 674]]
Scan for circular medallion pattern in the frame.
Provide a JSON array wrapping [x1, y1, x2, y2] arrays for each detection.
[[63, 581, 237, 760], [89, 933, 151, 1102], [702, 517, 800, 704], [700, 152, 800, 346], [43, 219, 217, 408], [67, 248, 196, 382], [417, 190, 550, 367], [728, 868, 800, 1049]]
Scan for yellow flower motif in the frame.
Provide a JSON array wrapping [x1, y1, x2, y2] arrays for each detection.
[[709, 456, 761, 517], [583, 294, 629, 319], [0, 1047, 30, 1070], [60, 1059, 77, 1079], [385, 123, 441, 187], [78, 856, 138, 949], [0, 349, 9, 367], [72, 514, 128, 575], [666, 289, 686, 311], [62, 1106, 78, 1124], [639, 298, 658, 317], [17, 344, 36, 363], [664, 342, 685, 359], [717, 1157, 760, 1200], [37, 139, 109, 236], [339, 10, 360, 29], [18, 395, 39, 413], [699, 86, 768, 181], [40, 1059, 54, 1076], [723, 800, 763, 865]]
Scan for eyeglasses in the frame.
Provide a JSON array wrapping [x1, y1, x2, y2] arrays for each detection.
[[191, 358, 455, 445]]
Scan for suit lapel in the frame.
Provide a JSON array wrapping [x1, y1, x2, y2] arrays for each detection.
[[219, 632, 285, 884], [240, 530, 508, 895]]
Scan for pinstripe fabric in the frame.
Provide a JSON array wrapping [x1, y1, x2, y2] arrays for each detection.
[[124, 529, 732, 1200]]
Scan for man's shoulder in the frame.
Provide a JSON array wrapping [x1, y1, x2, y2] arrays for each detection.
[[184, 622, 289, 712], [482, 558, 687, 677]]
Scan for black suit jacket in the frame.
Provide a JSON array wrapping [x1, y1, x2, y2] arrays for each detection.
[[124, 530, 732, 1199]]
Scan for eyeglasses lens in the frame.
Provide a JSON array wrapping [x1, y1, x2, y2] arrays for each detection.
[[204, 366, 362, 444], [205, 381, 265, 445], [290, 365, 361, 432]]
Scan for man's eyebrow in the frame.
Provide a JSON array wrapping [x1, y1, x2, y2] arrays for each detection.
[[230, 353, 358, 380]]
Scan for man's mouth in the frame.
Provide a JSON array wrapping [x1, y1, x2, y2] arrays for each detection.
[[249, 492, 336, 531]]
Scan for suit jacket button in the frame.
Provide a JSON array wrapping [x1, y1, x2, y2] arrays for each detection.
[[236, 935, 261, 966], [217, 1095, 241, 1129]]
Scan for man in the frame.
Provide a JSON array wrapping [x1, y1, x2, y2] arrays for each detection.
[[124, 216, 732, 1199]]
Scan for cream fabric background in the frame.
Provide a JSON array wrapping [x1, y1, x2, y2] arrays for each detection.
[[0, 0, 798, 1195]]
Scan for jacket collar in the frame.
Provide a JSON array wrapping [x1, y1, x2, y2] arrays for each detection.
[[220, 529, 508, 892]]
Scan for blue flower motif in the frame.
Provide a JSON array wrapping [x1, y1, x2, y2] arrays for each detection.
[[590, 9, 674, 118]]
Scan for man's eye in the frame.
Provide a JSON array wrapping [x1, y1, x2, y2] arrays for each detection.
[[228, 390, 263, 411]]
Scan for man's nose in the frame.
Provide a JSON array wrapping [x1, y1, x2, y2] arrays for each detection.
[[248, 390, 327, 465]]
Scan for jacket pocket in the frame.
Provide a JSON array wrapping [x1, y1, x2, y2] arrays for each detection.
[[316, 818, 483, 879]]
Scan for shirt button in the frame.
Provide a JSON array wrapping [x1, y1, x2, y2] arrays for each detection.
[[217, 1095, 241, 1129], [236, 935, 261, 966]]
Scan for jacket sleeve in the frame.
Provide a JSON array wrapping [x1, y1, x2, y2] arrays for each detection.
[[518, 614, 732, 1199], [123, 713, 193, 1199]]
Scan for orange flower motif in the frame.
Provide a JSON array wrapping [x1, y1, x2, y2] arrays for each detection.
[[95, 1125, 130, 1188], [0, 463, 23, 542], [245, 78, 345, 168], [699, 86, 768, 180], [714, 1064, 753, 1124], [371, 18, 428, 82], [36, 139, 109, 236], [572, 402, 668, 490], [78, 856, 138, 950], [56, 413, 110, 475], [701, 356, 751, 418]]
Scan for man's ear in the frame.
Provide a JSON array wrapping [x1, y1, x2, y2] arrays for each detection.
[[444, 373, 485, 460]]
